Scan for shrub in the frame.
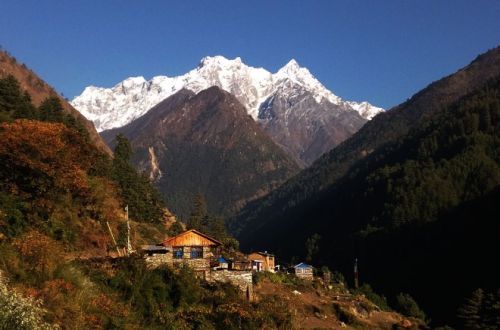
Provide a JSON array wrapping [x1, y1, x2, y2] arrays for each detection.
[[353, 283, 391, 311], [394, 292, 427, 322], [332, 303, 358, 325], [0, 271, 57, 330], [253, 271, 304, 287]]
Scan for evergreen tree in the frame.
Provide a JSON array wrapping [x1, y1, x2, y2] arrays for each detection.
[[0, 75, 35, 120], [482, 289, 500, 329], [168, 221, 184, 237], [305, 233, 321, 262], [187, 194, 207, 231], [394, 292, 427, 322], [209, 216, 228, 241], [114, 133, 133, 162], [112, 134, 164, 223], [38, 96, 64, 123], [457, 288, 484, 329]]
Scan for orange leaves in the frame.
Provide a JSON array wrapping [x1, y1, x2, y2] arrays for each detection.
[[42, 279, 74, 295], [0, 119, 91, 196], [13, 230, 64, 276], [78, 219, 110, 251], [90, 293, 128, 317]]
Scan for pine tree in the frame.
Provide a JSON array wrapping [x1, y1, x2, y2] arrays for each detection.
[[305, 233, 321, 262], [168, 221, 184, 236], [457, 288, 484, 329], [482, 289, 500, 329], [0, 75, 35, 120], [114, 133, 132, 162], [38, 96, 64, 123], [209, 216, 228, 241], [187, 194, 207, 231], [112, 134, 164, 223], [394, 292, 427, 322]]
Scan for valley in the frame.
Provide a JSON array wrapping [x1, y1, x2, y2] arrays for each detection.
[[1, 3, 499, 328]]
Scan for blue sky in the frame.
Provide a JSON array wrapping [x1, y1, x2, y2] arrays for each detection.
[[0, 0, 499, 109]]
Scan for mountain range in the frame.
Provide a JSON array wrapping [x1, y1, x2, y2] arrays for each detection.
[[3, 42, 500, 328], [72, 56, 382, 166], [101, 87, 300, 218]]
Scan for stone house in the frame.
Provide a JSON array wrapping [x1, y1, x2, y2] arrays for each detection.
[[248, 251, 275, 272], [144, 229, 222, 278], [142, 229, 254, 300]]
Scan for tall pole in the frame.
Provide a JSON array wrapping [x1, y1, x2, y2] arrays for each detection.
[[126, 205, 132, 255], [106, 221, 121, 257], [354, 258, 359, 289]]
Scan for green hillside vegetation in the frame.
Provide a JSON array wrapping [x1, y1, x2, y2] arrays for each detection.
[[112, 133, 165, 223], [235, 67, 500, 325], [0, 74, 296, 328], [231, 46, 500, 238]]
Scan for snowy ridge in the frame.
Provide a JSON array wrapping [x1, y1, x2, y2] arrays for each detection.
[[72, 56, 383, 132]]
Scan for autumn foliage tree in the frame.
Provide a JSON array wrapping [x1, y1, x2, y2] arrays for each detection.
[[0, 120, 91, 198], [13, 230, 64, 279]]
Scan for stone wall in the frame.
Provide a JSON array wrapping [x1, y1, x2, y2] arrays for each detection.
[[171, 246, 212, 270], [144, 246, 214, 270], [144, 253, 254, 300], [206, 270, 254, 301], [144, 253, 172, 268]]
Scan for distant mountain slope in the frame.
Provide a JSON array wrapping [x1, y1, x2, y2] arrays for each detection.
[[232, 47, 500, 325], [101, 86, 300, 218], [0, 50, 111, 155], [231, 46, 500, 238], [257, 65, 367, 166], [73, 56, 382, 165]]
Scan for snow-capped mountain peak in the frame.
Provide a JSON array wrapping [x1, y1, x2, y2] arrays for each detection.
[[275, 59, 310, 79], [199, 55, 242, 68], [71, 55, 383, 132], [274, 59, 342, 105], [280, 58, 300, 70]]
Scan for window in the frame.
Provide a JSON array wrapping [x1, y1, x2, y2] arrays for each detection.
[[173, 247, 183, 259], [191, 247, 203, 259]]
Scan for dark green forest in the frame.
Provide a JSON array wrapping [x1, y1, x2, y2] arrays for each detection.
[[235, 70, 500, 325]]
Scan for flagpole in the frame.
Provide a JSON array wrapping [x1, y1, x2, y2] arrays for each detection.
[[126, 205, 132, 255], [354, 258, 359, 289]]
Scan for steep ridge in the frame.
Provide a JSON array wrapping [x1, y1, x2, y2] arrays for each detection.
[[0, 51, 111, 155], [233, 47, 500, 326], [73, 56, 382, 165], [258, 81, 366, 166], [101, 86, 300, 218], [232, 46, 500, 238]]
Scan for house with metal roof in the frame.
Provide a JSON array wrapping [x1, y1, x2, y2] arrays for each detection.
[[248, 251, 275, 272], [143, 229, 222, 277], [294, 262, 313, 280]]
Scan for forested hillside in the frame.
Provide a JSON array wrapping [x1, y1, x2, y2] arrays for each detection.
[[234, 48, 500, 327], [231, 46, 500, 237], [0, 50, 111, 155], [0, 72, 182, 327]]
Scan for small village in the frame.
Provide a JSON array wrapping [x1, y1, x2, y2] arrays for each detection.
[[141, 228, 314, 301]]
